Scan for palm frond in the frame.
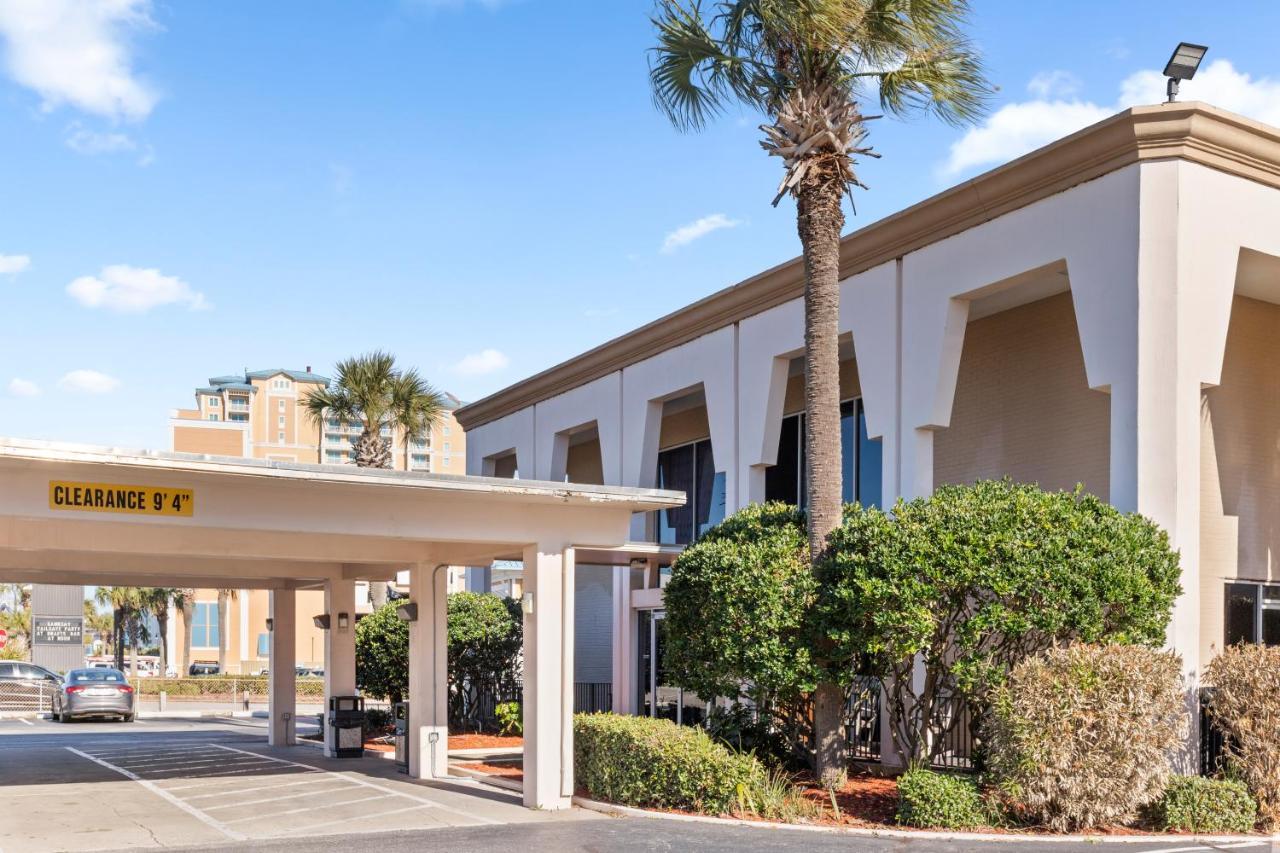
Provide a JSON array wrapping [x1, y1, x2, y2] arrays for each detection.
[[649, 0, 743, 131]]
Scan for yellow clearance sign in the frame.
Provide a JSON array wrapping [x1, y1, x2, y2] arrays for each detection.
[[49, 481, 194, 517]]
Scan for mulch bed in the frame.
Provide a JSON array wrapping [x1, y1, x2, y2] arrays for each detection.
[[456, 761, 524, 780], [449, 733, 524, 750]]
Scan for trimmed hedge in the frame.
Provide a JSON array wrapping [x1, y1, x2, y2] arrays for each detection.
[[1153, 776, 1257, 833], [896, 767, 994, 829], [574, 713, 765, 814]]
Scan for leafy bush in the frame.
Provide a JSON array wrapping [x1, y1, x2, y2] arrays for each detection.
[[1205, 643, 1280, 828], [574, 713, 766, 814], [896, 768, 994, 829], [495, 701, 522, 736], [355, 602, 409, 703], [662, 502, 818, 764], [448, 592, 523, 728], [986, 644, 1187, 831], [1153, 776, 1256, 833], [363, 706, 392, 738], [738, 766, 821, 823], [818, 480, 1181, 764]]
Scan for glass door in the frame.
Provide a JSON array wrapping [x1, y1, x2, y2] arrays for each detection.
[[636, 610, 708, 726]]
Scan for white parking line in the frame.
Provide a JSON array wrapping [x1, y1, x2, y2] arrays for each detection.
[[186, 776, 343, 801], [65, 747, 246, 842], [210, 744, 499, 826], [17, 719, 32, 726], [202, 781, 360, 810], [268, 803, 438, 837], [224, 793, 391, 824]]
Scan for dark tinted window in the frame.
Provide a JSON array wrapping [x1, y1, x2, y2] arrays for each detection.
[[765, 415, 800, 506], [0, 663, 15, 677], [1225, 583, 1259, 646], [68, 669, 125, 682]]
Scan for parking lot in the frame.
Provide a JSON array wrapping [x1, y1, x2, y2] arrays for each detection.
[[0, 715, 594, 852]]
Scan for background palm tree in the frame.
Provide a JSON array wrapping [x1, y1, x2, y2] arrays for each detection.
[[175, 588, 195, 675], [649, 0, 988, 775], [83, 600, 113, 657], [305, 352, 446, 471], [140, 588, 178, 676], [95, 586, 144, 673], [216, 588, 237, 674]]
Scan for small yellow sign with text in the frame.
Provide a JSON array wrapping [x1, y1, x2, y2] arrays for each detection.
[[49, 481, 194, 517]]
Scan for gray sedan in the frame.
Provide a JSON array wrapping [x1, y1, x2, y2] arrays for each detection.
[[53, 668, 135, 722]]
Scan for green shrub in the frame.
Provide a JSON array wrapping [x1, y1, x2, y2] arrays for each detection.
[[1153, 776, 1256, 833], [363, 706, 392, 737], [738, 766, 821, 823], [986, 644, 1187, 831], [818, 480, 1181, 765], [495, 701, 522, 736], [1206, 644, 1280, 829], [896, 768, 993, 829], [574, 713, 766, 814], [661, 502, 818, 765], [355, 602, 409, 703]]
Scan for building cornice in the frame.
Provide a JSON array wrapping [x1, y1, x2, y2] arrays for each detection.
[[455, 102, 1280, 430]]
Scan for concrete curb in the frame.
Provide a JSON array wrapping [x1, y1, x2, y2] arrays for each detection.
[[568, 796, 1280, 845]]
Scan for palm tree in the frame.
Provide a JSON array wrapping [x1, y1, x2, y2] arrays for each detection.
[[139, 588, 179, 677], [95, 586, 143, 673], [175, 588, 195, 675], [390, 368, 444, 472], [83, 600, 113, 657], [304, 352, 446, 470], [649, 0, 988, 775], [216, 588, 237, 674]]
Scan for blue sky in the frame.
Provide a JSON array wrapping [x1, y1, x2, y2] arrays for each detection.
[[3, 0, 1280, 450]]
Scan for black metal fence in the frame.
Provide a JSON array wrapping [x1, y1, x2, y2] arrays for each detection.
[[845, 681, 976, 771], [454, 681, 614, 729], [1199, 689, 1229, 776], [574, 682, 612, 714]]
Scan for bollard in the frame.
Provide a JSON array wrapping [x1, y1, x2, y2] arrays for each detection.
[[160, 690, 167, 712], [243, 689, 250, 712]]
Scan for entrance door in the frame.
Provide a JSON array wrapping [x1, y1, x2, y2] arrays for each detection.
[[636, 610, 707, 726]]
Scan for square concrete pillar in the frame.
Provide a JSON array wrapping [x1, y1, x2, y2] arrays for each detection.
[[522, 543, 575, 810], [408, 563, 449, 779], [610, 565, 634, 715], [323, 578, 357, 758], [268, 588, 296, 747]]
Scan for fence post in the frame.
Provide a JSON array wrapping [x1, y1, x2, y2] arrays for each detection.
[[160, 690, 167, 712], [232, 678, 237, 713]]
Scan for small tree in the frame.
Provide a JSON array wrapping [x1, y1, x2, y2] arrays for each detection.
[[355, 601, 410, 704], [1205, 643, 1280, 828], [448, 592, 523, 728], [662, 502, 819, 764], [818, 479, 1182, 764]]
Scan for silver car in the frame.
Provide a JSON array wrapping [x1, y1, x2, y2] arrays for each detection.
[[53, 668, 135, 722]]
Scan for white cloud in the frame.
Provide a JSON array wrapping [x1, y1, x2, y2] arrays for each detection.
[[58, 369, 120, 394], [0, 0, 159, 121], [64, 122, 136, 154], [0, 254, 31, 275], [453, 348, 510, 376], [1027, 70, 1082, 100], [67, 264, 209, 313], [6, 378, 39, 397], [943, 59, 1280, 177], [661, 213, 742, 253]]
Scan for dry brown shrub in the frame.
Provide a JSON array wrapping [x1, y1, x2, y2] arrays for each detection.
[[986, 643, 1187, 831], [1205, 643, 1280, 829]]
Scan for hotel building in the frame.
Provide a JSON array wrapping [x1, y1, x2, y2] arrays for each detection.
[[457, 103, 1280, 754]]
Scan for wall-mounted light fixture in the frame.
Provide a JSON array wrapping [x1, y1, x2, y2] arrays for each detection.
[[313, 614, 331, 630], [522, 592, 535, 615], [337, 612, 350, 631], [266, 618, 274, 632], [395, 602, 418, 623]]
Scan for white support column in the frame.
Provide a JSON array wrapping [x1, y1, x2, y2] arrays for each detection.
[[268, 588, 296, 747], [610, 565, 634, 714], [408, 563, 449, 779], [323, 578, 357, 758], [522, 542, 575, 810]]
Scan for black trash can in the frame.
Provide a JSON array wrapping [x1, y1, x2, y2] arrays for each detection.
[[393, 701, 410, 773], [327, 695, 365, 759]]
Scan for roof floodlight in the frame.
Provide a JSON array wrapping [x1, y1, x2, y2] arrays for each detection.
[[1164, 42, 1208, 102]]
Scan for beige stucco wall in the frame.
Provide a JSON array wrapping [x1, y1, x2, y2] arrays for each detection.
[[659, 406, 711, 450], [174, 425, 243, 456], [934, 292, 1110, 498], [566, 437, 605, 485], [1200, 294, 1280, 664]]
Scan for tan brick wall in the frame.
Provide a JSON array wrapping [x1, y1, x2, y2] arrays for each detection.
[[934, 291, 1110, 498], [1200, 294, 1280, 664]]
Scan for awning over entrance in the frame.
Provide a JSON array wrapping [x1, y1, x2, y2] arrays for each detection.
[[0, 437, 684, 808]]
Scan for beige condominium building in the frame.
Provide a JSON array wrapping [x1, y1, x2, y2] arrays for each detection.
[[457, 102, 1280, 763], [167, 367, 467, 674]]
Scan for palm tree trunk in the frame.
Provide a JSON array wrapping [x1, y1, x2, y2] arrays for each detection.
[[182, 599, 194, 675], [127, 611, 139, 677], [797, 166, 848, 777], [217, 590, 230, 674], [157, 609, 169, 677], [113, 607, 125, 670]]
